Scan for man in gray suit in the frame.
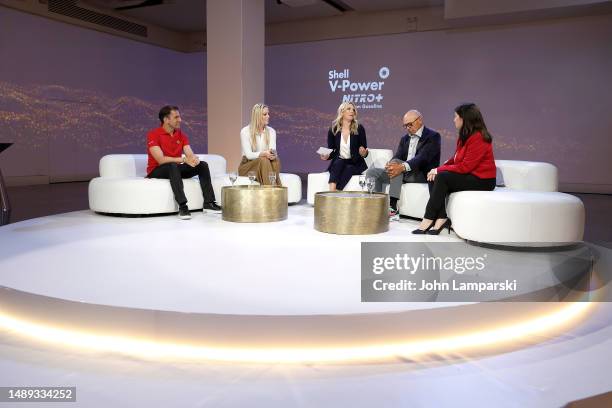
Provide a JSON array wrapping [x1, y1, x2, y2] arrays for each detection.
[[366, 110, 441, 218]]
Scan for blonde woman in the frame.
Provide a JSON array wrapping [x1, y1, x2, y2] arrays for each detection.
[[239, 103, 282, 186], [320, 102, 368, 190]]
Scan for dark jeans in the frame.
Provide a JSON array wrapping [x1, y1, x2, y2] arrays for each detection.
[[328, 158, 364, 190], [147, 162, 216, 207], [424, 172, 496, 220]]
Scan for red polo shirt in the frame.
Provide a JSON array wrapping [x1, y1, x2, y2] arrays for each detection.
[[437, 131, 496, 179], [146, 127, 190, 174]]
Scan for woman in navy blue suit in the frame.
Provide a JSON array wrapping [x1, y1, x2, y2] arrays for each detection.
[[319, 102, 369, 191]]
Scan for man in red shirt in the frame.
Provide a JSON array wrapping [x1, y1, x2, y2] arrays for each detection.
[[147, 105, 221, 219]]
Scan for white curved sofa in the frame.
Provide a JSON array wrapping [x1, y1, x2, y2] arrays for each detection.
[[399, 160, 561, 219], [89, 154, 302, 215], [308, 151, 584, 245], [397, 160, 583, 245]]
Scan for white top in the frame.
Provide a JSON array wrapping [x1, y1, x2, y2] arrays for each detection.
[[339, 132, 351, 159], [240, 125, 277, 160], [404, 125, 424, 172]]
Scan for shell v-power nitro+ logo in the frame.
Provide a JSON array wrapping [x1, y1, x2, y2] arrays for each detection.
[[328, 66, 390, 109]]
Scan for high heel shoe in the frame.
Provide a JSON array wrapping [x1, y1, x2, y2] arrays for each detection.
[[427, 219, 452, 235], [412, 221, 434, 235]]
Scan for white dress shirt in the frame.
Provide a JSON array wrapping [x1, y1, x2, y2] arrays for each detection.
[[240, 125, 277, 160], [403, 125, 424, 172]]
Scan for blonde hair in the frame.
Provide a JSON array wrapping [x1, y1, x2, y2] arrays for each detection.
[[331, 102, 359, 135], [249, 103, 270, 151]]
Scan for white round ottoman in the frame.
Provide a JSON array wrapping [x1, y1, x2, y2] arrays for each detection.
[[447, 188, 585, 245]]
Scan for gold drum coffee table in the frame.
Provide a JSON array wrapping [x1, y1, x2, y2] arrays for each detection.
[[222, 185, 288, 223], [314, 191, 389, 234]]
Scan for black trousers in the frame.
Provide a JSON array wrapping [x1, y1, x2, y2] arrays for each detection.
[[424, 172, 496, 220], [147, 162, 216, 207], [328, 158, 364, 190]]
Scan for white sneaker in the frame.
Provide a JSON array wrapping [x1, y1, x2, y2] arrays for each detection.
[[389, 207, 400, 221]]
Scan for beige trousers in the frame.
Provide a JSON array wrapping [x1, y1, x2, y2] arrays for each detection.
[[238, 156, 282, 186]]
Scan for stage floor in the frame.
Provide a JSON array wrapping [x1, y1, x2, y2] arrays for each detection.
[[0, 205, 611, 407], [0, 205, 465, 315]]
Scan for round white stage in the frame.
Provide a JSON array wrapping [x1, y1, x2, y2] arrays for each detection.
[[1, 206, 612, 407], [0, 205, 467, 315], [0, 205, 605, 366]]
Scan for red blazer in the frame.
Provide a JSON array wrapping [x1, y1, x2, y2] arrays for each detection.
[[437, 131, 496, 179]]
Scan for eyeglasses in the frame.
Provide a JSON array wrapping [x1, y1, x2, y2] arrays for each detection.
[[403, 117, 421, 128]]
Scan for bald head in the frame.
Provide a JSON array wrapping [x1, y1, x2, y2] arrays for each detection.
[[404, 110, 422, 121], [403, 110, 423, 133]]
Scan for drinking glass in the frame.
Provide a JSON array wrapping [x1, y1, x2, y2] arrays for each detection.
[[268, 172, 277, 186], [366, 177, 375, 194], [229, 172, 237, 186], [247, 171, 256, 186], [358, 175, 366, 191]]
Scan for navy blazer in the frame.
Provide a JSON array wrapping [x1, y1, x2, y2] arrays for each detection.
[[326, 123, 368, 173], [393, 126, 441, 177]]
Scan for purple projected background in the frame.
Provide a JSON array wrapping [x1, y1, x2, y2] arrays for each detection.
[[266, 15, 612, 191], [1, 6, 611, 191], [0, 6, 206, 181]]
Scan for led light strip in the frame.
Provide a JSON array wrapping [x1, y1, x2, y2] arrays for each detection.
[[0, 302, 592, 364]]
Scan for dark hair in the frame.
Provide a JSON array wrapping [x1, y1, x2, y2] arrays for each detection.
[[454, 103, 492, 144], [158, 105, 179, 124]]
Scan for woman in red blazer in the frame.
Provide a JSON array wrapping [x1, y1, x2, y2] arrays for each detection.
[[413, 103, 496, 234]]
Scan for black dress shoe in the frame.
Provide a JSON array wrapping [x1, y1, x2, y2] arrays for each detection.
[[203, 202, 222, 212], [427, 219, 452, 235]]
